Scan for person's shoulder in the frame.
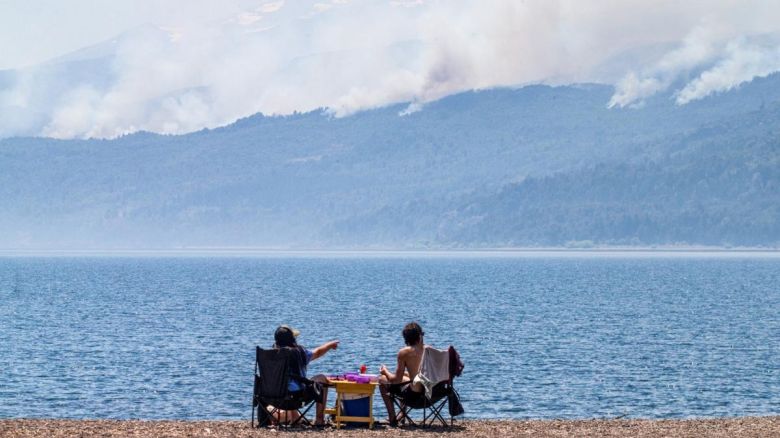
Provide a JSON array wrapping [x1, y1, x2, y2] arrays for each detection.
[[296, 346, 313, 362], [397, 346, 413, 357]]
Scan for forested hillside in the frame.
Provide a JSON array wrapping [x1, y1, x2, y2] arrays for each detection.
[[1, 74, 779, 248], [332, 103, 780, 246]]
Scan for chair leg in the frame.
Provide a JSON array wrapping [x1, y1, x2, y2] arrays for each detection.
[[391, 397, 404, 425], [429, 399, 449, 428], [392, 398, 416, 427], [257, 406, 277, 428], [402, 406, 415, 426], [251, 397, 268, 428], [291, 402, 315, 427], [420, 399, 448, 428], [389, 399, 452, 429], [431, 407, 448, 427]]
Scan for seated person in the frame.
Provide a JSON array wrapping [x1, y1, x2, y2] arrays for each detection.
[[268, 325, 339, 426], [378, 321, 427, 425]]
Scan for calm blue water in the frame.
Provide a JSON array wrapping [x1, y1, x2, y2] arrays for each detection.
[[0, 253, 778, 420]]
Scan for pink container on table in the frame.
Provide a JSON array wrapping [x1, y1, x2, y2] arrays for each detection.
[[333, 372, 377, 384]]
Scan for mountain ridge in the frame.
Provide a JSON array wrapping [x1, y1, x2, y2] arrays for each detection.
[[1, 75, 779, 249]]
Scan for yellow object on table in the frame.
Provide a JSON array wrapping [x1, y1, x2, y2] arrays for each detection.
[[324, 379, 379, 429]]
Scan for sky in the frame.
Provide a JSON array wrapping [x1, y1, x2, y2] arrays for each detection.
[[0, 0, 265, 69], [1, 0, 780, 139]]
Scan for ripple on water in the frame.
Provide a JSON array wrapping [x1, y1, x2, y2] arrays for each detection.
[[0, 255, 778, 419]]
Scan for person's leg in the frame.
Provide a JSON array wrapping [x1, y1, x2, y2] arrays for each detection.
[[283, 409, 301, 424], [268, 406, 300, 425], [311, 374, 329, 425], [381, 376, 413, 425], [379, 375, 398, 425], [266, 406, 279, 425]]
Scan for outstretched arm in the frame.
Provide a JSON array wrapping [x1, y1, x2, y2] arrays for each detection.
[[311, 340, 339, 361]]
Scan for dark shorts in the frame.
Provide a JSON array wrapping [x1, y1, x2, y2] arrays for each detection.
[[388, 383, 426, 404]]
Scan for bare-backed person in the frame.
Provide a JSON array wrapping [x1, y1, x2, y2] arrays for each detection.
[[378, 322, 427, 425]]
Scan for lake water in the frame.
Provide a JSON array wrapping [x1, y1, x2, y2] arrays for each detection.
[[1, 252, 778, 420]]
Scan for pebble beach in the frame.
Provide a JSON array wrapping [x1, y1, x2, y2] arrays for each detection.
[[1, 417, 778, 438]]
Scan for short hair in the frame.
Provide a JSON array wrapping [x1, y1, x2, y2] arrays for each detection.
[[402, 322, 424, 346]]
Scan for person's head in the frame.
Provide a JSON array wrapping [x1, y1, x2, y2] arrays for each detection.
[[274, 325, 300, 348], [402, 322, 424, 346]]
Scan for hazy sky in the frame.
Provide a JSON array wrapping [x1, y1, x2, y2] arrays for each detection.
[[0, 0, 262, 69], [1, 0, 780, 139]]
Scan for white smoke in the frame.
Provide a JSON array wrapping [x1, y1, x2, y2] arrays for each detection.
[[607, 26, 722, 108], [1, 0, 780, 139], [608, 0, 780, 107], [610, 30, 780, 107], [675, 38, 780, 104]]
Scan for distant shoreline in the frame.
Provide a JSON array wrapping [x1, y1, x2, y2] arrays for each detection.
[[1, 417, 778, 437], [1, 247, 779, 258]]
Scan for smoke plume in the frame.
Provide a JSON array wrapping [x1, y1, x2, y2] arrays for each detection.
[[1, 0, 779, 139]]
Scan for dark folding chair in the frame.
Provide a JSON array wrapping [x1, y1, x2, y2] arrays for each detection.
[[387, 381, 458, 427], [385, 345, 464, 428], [251, 346, 318, 428]]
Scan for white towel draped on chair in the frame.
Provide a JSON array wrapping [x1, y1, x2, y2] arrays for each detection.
[[413, 346, 450, 400]]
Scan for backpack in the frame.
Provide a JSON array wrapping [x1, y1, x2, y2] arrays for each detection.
[[447, 345, 465, 417], [448, 345, 464, 379]]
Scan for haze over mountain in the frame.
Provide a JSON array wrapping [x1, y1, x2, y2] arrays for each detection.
[[1, 73, 778, 249], [2, 1, 780, 249]]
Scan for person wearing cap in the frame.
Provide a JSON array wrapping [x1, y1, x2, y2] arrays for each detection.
[[270, 325, 339, 426]]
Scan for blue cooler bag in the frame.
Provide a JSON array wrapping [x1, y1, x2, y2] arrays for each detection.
[[341, 393, 371, 426]]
